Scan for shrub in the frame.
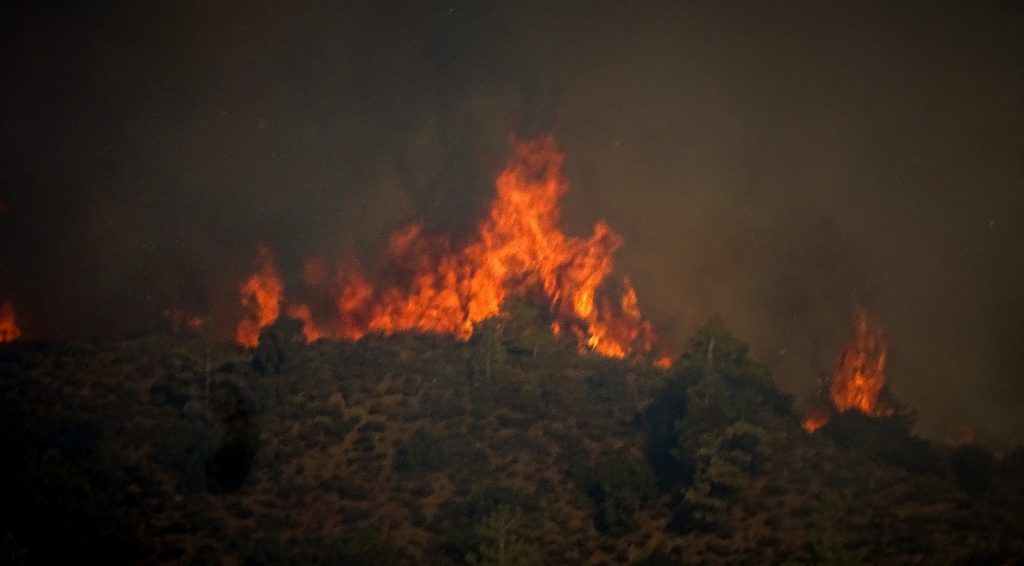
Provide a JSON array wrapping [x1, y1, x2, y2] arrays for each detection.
[[643, 373, 692, 490], [252, 317, 307, 375], [681, 421, 768, 529], [466, 504, 540, 566], [433, 486, 539, 561], [394, 429, 447, 475], [821, 411, 938, 475], [949, 443, 993, 497], [587, 451, 657, 536]]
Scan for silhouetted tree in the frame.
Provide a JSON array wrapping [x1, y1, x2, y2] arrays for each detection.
[[252, 317, 306, 375]]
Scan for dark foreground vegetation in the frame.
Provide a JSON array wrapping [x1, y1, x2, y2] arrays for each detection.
[[1, 311, 1022, 564]]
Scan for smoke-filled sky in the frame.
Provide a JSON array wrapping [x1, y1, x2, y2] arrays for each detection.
[[2, 1, 1022, 446]]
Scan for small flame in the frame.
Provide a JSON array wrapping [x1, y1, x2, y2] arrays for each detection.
[[803, 304, 892, 431], [234, 136, 656, 358], [163, 308, 205, 333], [0, 301, 20, 343], [653, 355, 673, 369], [802, 408, 830, 433]]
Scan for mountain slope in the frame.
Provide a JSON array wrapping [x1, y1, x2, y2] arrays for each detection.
[[1, 318, 1021, 564]]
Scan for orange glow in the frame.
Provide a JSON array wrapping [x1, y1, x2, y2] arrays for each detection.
[[653, 355, 673, 369], [803, 305, 892, 431], [802, 408, 829, 433], [163, 308, 205, 333], [0, 301, 20, 343], [302, 258, 328, 287], [286, 304, 324, 342], [235, 245, 283, 347], [234, 136, 655, 358]]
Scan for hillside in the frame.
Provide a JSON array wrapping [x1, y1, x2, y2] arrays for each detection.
[[1, 314, 1022, 564]]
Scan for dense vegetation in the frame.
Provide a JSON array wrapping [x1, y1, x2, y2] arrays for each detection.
[[1, 311, 1021, 564]]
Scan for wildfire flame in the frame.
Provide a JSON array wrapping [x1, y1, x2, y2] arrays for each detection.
[[235, 136, 655, 358], [235, 245, 284, 347], [0, 301, 21, 343], [802, 409, 830, 433], [803, 305, 892, 432]]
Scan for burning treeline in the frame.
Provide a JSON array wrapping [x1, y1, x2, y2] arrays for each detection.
[[235, 136, 657, 361], [2, 136, 901, 429], [804, 305, 894, 432]]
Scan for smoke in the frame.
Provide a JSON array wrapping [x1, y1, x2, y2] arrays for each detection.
[[2, 1, 1022, 446]]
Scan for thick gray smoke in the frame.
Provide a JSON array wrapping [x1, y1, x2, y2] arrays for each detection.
[[2, 1, 1022, 446]]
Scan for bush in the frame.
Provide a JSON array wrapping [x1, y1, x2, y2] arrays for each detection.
[[433, 486, 539, 561], [241, 532, 401, 565], [205, 380, 259, 491], [252, 317, 307, 375], [643, 373, 692, 490], [821, 411, 938, 475], [585, 367, 629, 417], [631, 549, 680, 565], [394, 429, 447, 475], [151, 412, 219, 490], [466, 504, 540, 566], [681, 421, 768, 529], [949, 444, 993, 497], [587, 452, 657, 536]]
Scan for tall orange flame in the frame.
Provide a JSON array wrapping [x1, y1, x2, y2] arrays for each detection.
[[236, 136, 655, 357], [829, 305, 891, 416], [0, 301, 20, 343], [804, 305, 892, 432], [235, 245, 283, 347]]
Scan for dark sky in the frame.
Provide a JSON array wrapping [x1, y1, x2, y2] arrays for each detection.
[[2, 1, 1022, 446]]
